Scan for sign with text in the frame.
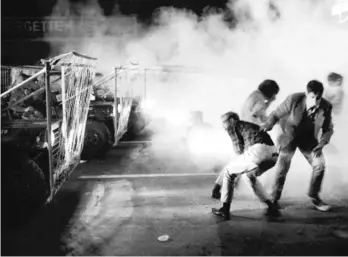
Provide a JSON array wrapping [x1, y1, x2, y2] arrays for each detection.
[[2, 16, 137, 41]]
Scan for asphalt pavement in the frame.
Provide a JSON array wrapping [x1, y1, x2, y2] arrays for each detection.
[[2, 134, 348, 256]]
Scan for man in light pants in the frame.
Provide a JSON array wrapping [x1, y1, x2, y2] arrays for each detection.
[[211, 112, 280, 220], [212, 80, 280, 198]]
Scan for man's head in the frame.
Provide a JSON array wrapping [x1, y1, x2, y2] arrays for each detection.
[[306, 80, 324, 109], [221, 111, 240, 130], [328, 72, 343, 87], [258, 79, 280, 102]]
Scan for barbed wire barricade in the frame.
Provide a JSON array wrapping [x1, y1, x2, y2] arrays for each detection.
[[92, 65, 143, 145], [1, 52, 97, 198], [45, 52, 97, 190]]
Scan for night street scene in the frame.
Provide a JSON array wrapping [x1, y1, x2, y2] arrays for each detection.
[[1, 0, 348, 256]]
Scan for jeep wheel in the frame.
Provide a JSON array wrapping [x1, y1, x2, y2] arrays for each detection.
[[81, 120, 108, 160], [97, 123, 113, 157]]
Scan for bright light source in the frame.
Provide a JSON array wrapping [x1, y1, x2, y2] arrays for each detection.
[[141, 98, 156, 110], [145, 105, 190, 127], [187, 129, 211, 155], [166, 109, 190, 126], [187, 127, 233, 156]]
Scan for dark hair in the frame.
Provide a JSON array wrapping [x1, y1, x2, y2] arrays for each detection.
[[221, 111, 240, 123], [328, 72, 343, 82], [306, 80, 324, 97], [258, 79, 280, 99]]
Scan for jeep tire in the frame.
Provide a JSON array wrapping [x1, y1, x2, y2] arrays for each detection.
[[97, 121, 113, 157], [81, 120, 109, 160]]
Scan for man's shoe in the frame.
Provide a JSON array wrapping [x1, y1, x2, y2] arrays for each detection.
[[212, 207, 230, 220], [311, 197, 331, 212]]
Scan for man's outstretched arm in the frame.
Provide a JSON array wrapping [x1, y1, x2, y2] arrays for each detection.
[[312, 104, 334, 157], [319, 105, 334, 146], [250, 100, 268, 123], [261, 94, 294, 131]]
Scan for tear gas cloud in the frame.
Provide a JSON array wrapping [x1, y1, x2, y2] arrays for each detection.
[[44, 0, 348, 199]]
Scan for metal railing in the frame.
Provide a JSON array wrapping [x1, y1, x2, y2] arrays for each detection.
[[1, 51, 97, 201]]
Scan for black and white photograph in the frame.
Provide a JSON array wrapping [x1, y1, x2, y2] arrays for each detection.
[[1, 0, 348, 255]]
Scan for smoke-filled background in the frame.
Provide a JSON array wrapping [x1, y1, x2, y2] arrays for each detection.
[[44, 0, 348, 200]]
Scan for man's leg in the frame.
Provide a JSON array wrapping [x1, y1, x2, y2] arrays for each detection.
[[212, 158, 246, 220], [211, 170, 224, 199], [299, 147, 330, 211], [212, 169, 237, 220], [212, 157, 243, 199], [215, 170, 224, 185], [271, 145, 296, 207], [212, 171, 242, 199], [247, 168, 272, 202], [246, 165, 280, 217]]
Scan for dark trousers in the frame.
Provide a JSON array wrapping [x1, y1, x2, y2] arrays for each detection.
[[271, 139, 326, 202]]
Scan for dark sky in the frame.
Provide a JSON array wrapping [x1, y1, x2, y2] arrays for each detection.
[[2, 0, 229, 18], [1, 0, 232, 65]]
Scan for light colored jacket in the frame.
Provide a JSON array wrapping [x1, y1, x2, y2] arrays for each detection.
[[241, 90, 270, 125]]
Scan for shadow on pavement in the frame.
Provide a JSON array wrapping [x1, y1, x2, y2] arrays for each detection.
[[214, 203, 348, 256], [1, 187, 83, 256]]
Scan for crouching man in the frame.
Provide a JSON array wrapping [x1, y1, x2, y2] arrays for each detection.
[[211, 112, 280, 220], [212, 80, 280, 194]]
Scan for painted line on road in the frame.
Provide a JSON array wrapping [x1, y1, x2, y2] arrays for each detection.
[[78, 172, 217, 180], [118, 140, 152, 145]]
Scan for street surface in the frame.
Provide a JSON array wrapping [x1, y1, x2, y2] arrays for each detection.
[[2, 132, 348, 256]]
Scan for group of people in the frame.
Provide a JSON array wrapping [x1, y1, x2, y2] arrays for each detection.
[[211, 73, 344, 220]]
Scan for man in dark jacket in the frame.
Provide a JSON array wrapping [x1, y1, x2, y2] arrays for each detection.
[[261, 80, 334, 211], [211, 112, 280, 220]]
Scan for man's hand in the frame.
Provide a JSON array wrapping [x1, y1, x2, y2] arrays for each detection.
[[260, 122, 273, 132], [312, 143, 324, 157]]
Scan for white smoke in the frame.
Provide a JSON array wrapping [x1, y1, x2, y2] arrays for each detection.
[[44, 0, 348, 200]]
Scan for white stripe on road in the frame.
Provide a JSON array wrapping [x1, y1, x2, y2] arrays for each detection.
[[117, 141, 152, 145], [79, 172, 217, 180]]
